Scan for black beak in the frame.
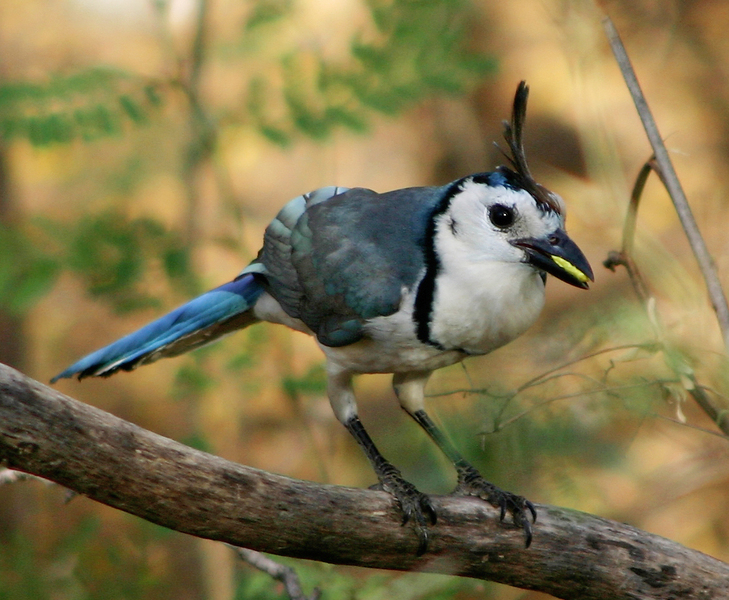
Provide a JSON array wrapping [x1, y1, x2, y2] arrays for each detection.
[[511, 228, 594, 289]]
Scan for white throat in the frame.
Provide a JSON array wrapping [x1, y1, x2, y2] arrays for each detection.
[[428, 219, 546, 355]]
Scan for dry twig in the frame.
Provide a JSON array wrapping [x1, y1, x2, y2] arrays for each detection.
[[601, 15, 729, 437], [602, 15, 729, 349], [232, 547, 321, 600]]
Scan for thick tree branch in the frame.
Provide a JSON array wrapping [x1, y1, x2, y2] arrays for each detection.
[[0, 363, 727, 600]]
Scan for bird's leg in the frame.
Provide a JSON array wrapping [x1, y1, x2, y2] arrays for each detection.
[[327, 366, 435, 554], [410, 408, 536, 546], [393, 372, 536, 547], [344, 416, 436, 553]]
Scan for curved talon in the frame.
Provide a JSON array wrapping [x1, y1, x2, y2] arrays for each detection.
[[523, 518, 533, 548], [416, 531, 429, 556], [454, 467, 537, 548], [425, 500, 438, 525], [411, 513, 430, 556], [379, 471, 437, 554]]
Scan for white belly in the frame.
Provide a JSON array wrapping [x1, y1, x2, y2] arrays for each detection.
[[253, 260, 545, 376], [321, 333, 467, 375]]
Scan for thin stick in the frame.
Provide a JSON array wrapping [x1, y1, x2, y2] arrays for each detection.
[[232, 547, 321, 600], [602, 15, 729, 350], [604, 159, 729, 438]]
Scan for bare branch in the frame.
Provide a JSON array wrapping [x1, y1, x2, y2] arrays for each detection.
[[428, 343, 661, 401], [232, 547, 321, 600], [487, 378, 677, 434], [600, 16, 729, 438], [603, 157, 729, 438], [602, 15, 729, 349], [0, 363, 728, 599]]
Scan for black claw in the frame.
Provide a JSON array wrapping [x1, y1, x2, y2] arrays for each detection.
[[523, 518, 533, 548], [378, 469, 436, 554], [345, 417, 436, 553], [425, 500, 437, 526], [454, 465, 537, 547], [415, 523, 429, 556]]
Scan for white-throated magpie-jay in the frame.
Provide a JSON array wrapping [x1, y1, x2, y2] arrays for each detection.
[[53, 82, 593, 553]]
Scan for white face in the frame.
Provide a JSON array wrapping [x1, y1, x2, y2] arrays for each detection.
[[437, 178, 564, 265]]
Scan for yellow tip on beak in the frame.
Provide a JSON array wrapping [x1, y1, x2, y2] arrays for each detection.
[[550, 255, 591, 284]]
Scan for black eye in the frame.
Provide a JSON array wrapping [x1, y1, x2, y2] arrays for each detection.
[[489, 204, 515, 229]]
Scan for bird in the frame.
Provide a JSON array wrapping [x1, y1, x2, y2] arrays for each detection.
[[52, 81, 593, 553]]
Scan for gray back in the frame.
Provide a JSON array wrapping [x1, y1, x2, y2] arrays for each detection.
[[255, 185, 446, 346]]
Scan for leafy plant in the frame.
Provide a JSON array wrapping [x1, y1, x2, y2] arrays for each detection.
[[246, 0, 495, 145], [0, 67, 162, 146]]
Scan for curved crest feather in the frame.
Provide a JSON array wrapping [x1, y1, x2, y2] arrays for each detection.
[[497, 81, 563, 215]]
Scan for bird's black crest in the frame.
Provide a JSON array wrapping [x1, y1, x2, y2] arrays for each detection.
[[497, 81, 562, 215]]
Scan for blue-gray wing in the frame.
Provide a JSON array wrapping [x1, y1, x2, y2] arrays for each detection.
[[255, 185, 445, 346]]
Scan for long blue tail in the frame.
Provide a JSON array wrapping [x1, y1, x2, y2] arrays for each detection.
[[52, 274, 265, 382]]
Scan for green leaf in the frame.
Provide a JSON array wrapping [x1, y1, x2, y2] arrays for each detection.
[[7, 258, 60, 315], [281, 364, 327, 398], [325, 105, 369, 133], [119, 94, 147, 124], [162, 246, 190, 280], [259, 124, 291, 146], [0, 223, 61, 315], [245, 0, 292, 30], [174, 362, 216, 398], [0, 68, 165, 146]]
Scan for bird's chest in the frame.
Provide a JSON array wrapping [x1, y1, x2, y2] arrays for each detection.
[[326, 292, 466, 374], [324, 261, 544, 374], [428, 261, 545, 355]]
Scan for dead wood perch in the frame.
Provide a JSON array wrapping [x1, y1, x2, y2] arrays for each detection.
[[0, 363, 727, 599]]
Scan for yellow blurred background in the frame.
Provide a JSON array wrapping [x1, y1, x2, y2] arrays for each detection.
[[2, 0, 729, 598]]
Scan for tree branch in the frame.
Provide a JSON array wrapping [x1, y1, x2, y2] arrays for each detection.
[[600, 15, 729, 437], [604, 158, 729, 438], [232, 546, 321, 600], [0, 363, 727, 600], [602, 14, 729, 350]]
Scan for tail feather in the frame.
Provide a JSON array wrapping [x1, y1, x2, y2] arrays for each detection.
[[52, 274, 264, 382]]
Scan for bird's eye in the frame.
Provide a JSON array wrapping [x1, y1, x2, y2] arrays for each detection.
[[489, 204, 515, 229]]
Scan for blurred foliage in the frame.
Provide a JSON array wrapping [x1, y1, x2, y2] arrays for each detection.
[[2, 0, 729, 599], [282, 363, 327, 399], [62, 211, 196, 312], [243, 0, 294, 31], [0, 0, 494, 149], [0, 68, 162, 146], [0, 223, 60, 316], [0, 212, 195, 316], [0, 513, 173, 600], [246, 0, 495, 145]]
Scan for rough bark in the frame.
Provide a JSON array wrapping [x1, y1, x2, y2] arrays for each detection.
[[0, 362, 727, 599]]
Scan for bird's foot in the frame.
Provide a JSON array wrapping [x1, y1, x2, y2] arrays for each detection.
[[454, 464, 536, 547], [372, 463, 437, 555]]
